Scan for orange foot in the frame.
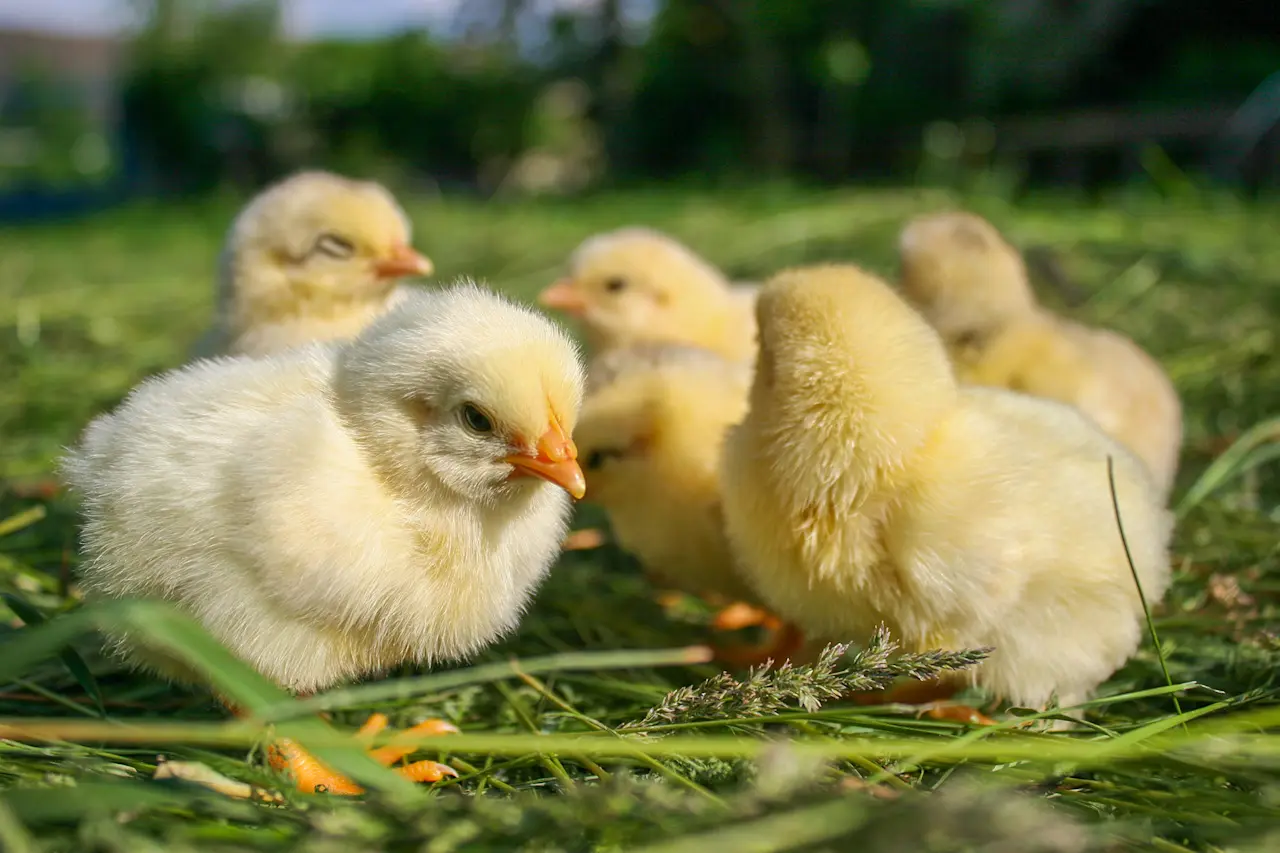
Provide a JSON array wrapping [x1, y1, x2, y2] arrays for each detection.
[[710, 602, 782, 632], [712, 622, 805, 669], [922, 704, 997, 726], [561, 528, 607, 551], [847, 679, 997, 726], [268, 714, 459, 795]]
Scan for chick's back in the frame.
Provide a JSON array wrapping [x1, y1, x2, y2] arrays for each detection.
[[64, 350, 402, 692], [889, 388, 1172, 707]]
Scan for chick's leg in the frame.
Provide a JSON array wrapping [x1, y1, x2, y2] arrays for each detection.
[[847, 678, 997, 726], [710, 602, 782, 632], [712, 622, 806, 669]]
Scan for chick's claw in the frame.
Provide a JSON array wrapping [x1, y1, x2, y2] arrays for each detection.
[[924, 704, 998, 727], [710, 601, 776, 632], [398, 759, 458, 783], [268, 715, 460, 796]]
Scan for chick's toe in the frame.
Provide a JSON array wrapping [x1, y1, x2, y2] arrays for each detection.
[[268, 715, 460, 796], [710, 601, 777, 632], [712, 622, 805, 670]]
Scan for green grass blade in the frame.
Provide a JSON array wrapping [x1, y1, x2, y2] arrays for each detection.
[[273, 645, 713, 720], [1176, 416, 1280, 517], [0, 599, 420, 800], [1108, 456, 1182, 721], [0, 592, 105, 716], [0, 507, 46, 539]]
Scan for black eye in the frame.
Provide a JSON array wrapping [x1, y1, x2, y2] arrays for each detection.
[[461, 404, 493, 433], [314, 233, 356, 259], [604, 277, 626, 293], [584, 450, 607, 471]]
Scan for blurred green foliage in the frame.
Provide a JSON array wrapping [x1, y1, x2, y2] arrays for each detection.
[[5, 0, 1280, 193]]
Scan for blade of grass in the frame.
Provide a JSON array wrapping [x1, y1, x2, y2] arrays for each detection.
[[0, 506, 46, 539], [1, 592, 104, 716], [0, 600, 419, 800], [624, 796, 870, 853], [271, 644, 713, 719], [1176, 417, 1280, 517], [6, 715, 1280, 767], [1108, 456, 1182, 721], [0, 800, 36, 853]]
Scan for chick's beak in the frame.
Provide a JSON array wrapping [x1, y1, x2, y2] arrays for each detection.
[[537, 279, 588, 315], [504, 423, 587, 500], [374, 243, 433, 279]]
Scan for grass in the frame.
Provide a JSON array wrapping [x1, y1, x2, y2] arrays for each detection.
[[0, 182, 1277, 852]]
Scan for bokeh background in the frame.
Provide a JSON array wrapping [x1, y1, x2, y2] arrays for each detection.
[[2, 0, 1280, 209]]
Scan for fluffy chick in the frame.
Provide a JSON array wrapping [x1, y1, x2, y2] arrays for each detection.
[[574, 344, 801, 662], [538, 227, 756, 363], [575, 344, 754, 600], [63, 282, 585, 793], [898, 211, 1182, 497], [721, 265, 1173, 713], [196, 170, 433, 358]]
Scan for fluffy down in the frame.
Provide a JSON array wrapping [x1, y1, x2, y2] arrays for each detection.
[[575, 344, 755, 601], [898, 211, 1183, 497], [194, 170, 433, 358], [721, 264, 1173, 710], [64, 282, 585, 695], [538, 227, 756, 363]]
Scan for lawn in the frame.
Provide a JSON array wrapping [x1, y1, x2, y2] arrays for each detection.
[[0, 184, 1277, 852]]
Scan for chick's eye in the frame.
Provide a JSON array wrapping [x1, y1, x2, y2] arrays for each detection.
[[604, 277, 626, 293], [584, 450, 607, 471], [461, 404, 494, 434], [314, 233, 356, 259]]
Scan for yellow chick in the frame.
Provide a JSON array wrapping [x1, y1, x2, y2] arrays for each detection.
[[575, 345, 753, 600], [720, 265, 1173, 714], [63, 282, 586, 794], [574, 343, 803, 663], [898, 211, 1183, 497], [196, 170, 434, 358], [537, 228, 756, 363]]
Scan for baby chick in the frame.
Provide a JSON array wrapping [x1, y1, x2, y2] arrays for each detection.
[[196, 170, 434, 358], [720, 265, 1173, 715], [538, 228, 756, 363], [573, 344, 801, 663], [575, 344, 752, 599], [63, 282, 585, 794], [898, 211, 1183, 497]]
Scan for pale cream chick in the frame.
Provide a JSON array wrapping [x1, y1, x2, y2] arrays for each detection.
[[63, 282, 585, 793], [538, 228, 756, 363], [898, 211, 1183, 497], [195, 170, 433, 358], [720, 265, 1173, 713]]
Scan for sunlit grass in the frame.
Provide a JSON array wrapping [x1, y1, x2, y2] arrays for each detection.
[[0, 184, 1277, 851]]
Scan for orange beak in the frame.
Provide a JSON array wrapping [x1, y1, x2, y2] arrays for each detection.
[[537, 279, 589, 315], [374, 243, 433, 279], [504, 422, 587, 499]]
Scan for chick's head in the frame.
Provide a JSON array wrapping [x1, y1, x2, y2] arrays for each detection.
[[537, 228, 735, 350], [220, 171, 432, 324], [750, 265, 957, 487], [335, 282, 586, 505], [897, 212, 1036, 347]]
